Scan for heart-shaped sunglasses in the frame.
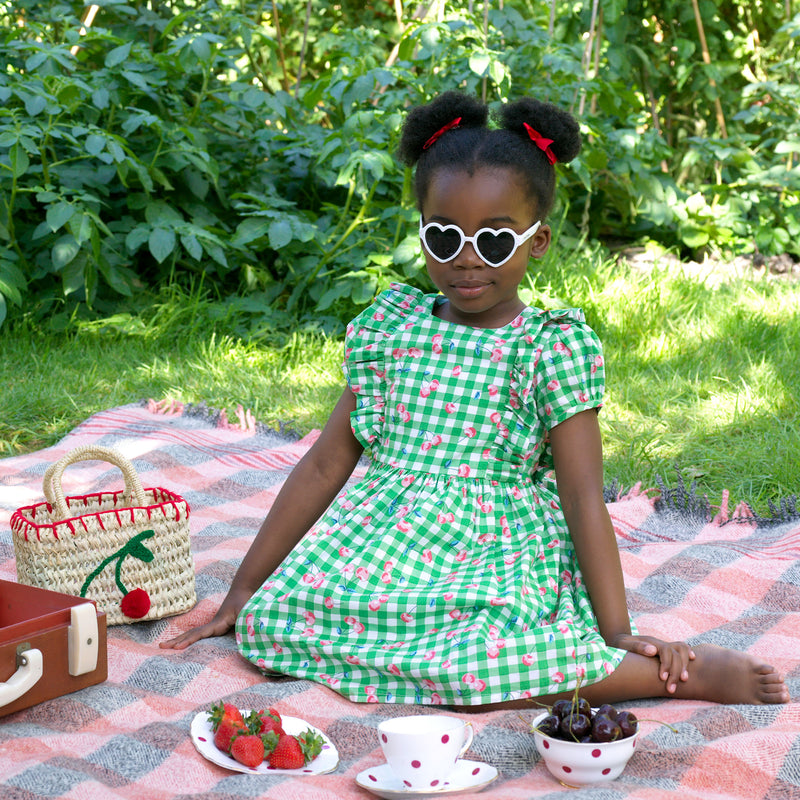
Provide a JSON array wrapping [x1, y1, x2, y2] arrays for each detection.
[[419, 218, 541, 268]]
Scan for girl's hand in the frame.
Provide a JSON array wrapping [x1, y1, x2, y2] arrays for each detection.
[[611, 633, 696, 694], [161, 388, 363, 653], [159, 586, 252, 650]]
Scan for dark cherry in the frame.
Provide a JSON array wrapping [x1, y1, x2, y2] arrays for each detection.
[[551, 699, 573, 720], [574, 697, 592, 717], [596, 703, 618, 721], [536, 714, 561, 738], [559, 712, 591, 740], [591, 714, 623, 742], [616, 710, 639, 738]]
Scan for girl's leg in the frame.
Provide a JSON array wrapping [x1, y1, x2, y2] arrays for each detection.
[[468, 644, 790, 712]]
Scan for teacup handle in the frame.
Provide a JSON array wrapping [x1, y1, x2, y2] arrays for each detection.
[[458, 722, 474, 759]]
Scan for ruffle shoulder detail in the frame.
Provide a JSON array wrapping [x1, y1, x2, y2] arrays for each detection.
[[343, 283, 427, 447]]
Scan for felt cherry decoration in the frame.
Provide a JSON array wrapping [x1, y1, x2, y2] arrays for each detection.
[[120, 587, 151, 618], [80, 529, 156, 620]]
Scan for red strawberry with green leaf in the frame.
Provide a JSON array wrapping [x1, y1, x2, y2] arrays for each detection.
[[267, 729, 325, 769], [267, 733, 306, 769], [298, 729, 325, 763], [247, 708, 284, 737], [208, 702, 246, 753], [208, 701, 244, 731], [214, 717, 246, 753], [230, 732, 265, 768]]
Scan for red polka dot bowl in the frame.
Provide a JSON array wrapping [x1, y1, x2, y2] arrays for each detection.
[[531, 710, 640, 787]]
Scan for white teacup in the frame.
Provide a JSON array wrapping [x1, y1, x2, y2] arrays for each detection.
[[377, 715, 474, 791]]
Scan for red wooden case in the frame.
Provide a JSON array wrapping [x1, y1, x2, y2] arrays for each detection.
[[0, 579, 107, 717]]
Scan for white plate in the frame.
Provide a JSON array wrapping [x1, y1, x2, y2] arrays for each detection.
[[190, 709, 339, 775], [355, 759, 498, 799]]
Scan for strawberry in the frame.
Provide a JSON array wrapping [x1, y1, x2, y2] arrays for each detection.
[[246, 708, 284, 737], [208, 701, 244, 732], [267, 733, 306, 770], [267, 729, 325, 769], [266, 706, 283, 726], [230, 732, 265, 768], [214, 716, 246, 754], [208, 701, 247, 754], [298, 729, 325, 763]]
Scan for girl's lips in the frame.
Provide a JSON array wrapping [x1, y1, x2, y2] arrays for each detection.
[[452, 282, 490, 298]]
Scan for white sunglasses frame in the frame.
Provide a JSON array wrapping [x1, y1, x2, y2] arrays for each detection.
[[419, 218, 542, 268]]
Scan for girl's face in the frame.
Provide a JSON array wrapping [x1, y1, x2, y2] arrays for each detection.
[[420, 167, 551, 328]]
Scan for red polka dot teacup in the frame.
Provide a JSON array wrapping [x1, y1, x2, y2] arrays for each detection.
[[377, 715, 474, 790]]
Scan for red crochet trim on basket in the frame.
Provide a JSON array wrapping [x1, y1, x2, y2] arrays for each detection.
[[10, 487, 190, 541]]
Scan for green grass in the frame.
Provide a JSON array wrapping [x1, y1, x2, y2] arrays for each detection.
[[0, 294, 344, 454], [2, 257, 799, 514], [523, 250, 800, 509]]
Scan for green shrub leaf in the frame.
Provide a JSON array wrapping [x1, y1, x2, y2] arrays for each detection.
[[268, 219, 293, 250], [106, 42, 133, 68], [233, 218, 271, 246], [149, 228, 176, 263], [180, 233, 203, 260], [92, 88, 110, 110], [51, 235, 81, 269], [9, 145, 30, 178], [46, 201, 75, 233], [85, 134, 106, 156], [24, 95, 47, 117]]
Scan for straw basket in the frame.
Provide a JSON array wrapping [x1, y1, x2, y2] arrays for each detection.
[[11, 445, 196, 626]]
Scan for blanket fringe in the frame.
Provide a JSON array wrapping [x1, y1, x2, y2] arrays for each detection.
[[144, 399, 799, 524], [652, 470, 799, 526], [603, 479, 657, 503], [143, 398, 301, 440]]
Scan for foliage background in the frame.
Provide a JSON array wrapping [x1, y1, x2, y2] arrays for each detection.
[[1, 0, 799, 332]]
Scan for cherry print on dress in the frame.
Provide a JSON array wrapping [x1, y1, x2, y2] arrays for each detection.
[[242, 285, 618, 707]]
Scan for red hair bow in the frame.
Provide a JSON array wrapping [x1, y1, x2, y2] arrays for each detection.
[[423, 117, 462, 150], [523, 123, 557, 165]]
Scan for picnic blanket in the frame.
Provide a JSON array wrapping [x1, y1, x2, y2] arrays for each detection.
[[0, 402, 798, 799]]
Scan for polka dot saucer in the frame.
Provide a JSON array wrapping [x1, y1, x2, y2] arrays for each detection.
[[355, 759, 498, 798]]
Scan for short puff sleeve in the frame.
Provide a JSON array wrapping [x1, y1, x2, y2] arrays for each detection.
[[531, 309, 605, 430], [343, 283, 426, 447]]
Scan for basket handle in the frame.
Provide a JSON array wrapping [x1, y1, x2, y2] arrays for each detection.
[[43, 445, 148, 521]]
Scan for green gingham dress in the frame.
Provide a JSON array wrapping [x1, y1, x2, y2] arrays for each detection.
[[236, 283, 627, 705]]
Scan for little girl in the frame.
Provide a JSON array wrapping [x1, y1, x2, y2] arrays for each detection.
[[163, 92, 788, 709]]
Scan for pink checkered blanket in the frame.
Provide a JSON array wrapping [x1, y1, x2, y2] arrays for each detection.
[[0, 403, 798, 799]]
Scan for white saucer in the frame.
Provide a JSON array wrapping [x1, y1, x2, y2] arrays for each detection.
[[190, 710, 339, 775], [355, 759, 498, 799]]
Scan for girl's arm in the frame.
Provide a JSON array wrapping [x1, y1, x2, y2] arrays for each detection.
[[549, 409, 694, 693], [160, 387, 364, 650]]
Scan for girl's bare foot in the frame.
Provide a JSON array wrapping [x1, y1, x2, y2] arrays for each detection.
[[672, 644, 789, 705], [470, 643, 790, 712]]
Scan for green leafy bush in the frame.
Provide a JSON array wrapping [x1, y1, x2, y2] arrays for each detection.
[[1, 0, 798, 331]]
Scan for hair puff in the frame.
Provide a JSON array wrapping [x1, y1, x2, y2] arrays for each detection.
[[397, 90, 488, 167], [496, 98, 581, 164], [398, 91, 580, 217]]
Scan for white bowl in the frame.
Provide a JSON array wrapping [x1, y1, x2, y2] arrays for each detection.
[[531, 710, 640, 787]]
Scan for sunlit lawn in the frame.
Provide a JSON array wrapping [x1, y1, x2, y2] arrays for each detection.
[[2, 255, 798, 513]]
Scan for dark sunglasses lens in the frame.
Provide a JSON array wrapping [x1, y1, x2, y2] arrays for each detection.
[[476, 230, 515, 265], [426, 228, 463, 260]]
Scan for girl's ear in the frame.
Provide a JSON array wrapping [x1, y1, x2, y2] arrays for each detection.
[[528, 223, 552, 259]]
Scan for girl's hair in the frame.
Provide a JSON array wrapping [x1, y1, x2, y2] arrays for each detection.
[[397, 91, 581, 218]]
